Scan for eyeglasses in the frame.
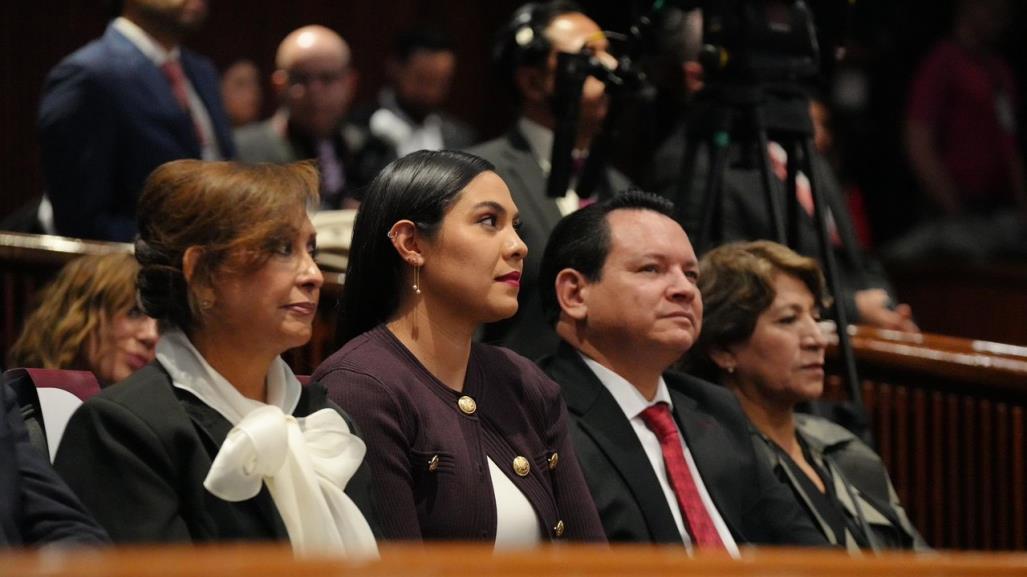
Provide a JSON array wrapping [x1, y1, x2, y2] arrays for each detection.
[[287, 69, 348, 87]]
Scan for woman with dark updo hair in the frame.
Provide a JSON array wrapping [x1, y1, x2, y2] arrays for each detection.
[[54, 160, 377, 556], [312, 150, 604, 547]]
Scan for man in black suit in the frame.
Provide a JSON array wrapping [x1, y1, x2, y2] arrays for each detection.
[[469, 1, 631, 360], [0, 382, 108, 547], [536, 191, 826, 549]]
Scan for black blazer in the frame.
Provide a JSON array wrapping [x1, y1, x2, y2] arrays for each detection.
[[468, 128, 632, 360], [0, 382, 107, 547], [53, 363, 376, 544], [539, 342, 827, 546]]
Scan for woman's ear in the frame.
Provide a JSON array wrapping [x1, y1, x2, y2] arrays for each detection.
[[708, 345, 737, 374], [387, 220, 424, 267], [554, 268, 590, 321], [182, 246, 215, 307]]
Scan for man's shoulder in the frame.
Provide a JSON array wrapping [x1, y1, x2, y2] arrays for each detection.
[[234, 119, 294, 163], [664, 371, 744, 415], [179, 47, 219, 78], [466, 131, 525, 164]]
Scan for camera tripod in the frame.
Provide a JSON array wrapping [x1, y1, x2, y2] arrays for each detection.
[[673, 81, 870, 439]]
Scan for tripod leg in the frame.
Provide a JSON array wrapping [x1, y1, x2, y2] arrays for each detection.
[[799, 137, 865, 413], [672, 132, 701, 230], [755, 126, 786, 244], [784, 140, 803, 249], [695, 132, 731, 255]]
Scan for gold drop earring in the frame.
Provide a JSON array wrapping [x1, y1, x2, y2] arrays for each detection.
[[412, 265, 422, 295]]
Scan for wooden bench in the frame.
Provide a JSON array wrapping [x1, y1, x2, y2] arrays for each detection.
[[3, 543, 1027, 577]]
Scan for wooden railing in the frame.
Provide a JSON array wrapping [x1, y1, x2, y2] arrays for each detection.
[[3, 544, 1027, 577], [4, 233, 1027, 551], [826, 326, 1027, 551], [887, 258, 1027, 346]]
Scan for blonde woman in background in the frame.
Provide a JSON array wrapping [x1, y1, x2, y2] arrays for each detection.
[[8, 252, 158, 386]]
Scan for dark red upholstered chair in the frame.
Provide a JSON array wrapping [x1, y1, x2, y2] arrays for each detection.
[[3, 368, 101, 462]]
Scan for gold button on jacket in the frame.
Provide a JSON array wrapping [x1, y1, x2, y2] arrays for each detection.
[[547, 452, 559, 470], [553, 520, 565, 537], [427, 454, 440, 472], [512, 456, 530, 477], [457, 395, 477, 415]]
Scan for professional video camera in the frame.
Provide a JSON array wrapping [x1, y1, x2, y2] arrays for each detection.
[[698, 0, 820, 84], [549, 0, 823, 200]]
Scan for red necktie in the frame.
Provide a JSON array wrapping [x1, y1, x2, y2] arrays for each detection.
[[640, 403, 725, 550], [161, 59, 207, 147]]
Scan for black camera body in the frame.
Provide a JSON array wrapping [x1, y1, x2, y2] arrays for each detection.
[[690, 0, 821, 84]]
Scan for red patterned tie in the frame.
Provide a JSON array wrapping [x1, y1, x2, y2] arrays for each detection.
[[640, 403, 725, 550], [161, 58, 207, 147]]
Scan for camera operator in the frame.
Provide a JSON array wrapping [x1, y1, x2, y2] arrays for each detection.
[[469, 1, 633, 360], [642, 6, 917, 333]]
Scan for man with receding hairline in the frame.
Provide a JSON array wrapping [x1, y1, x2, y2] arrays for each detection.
[[235, 25, 393, 209], [38, 0, 235, 241]]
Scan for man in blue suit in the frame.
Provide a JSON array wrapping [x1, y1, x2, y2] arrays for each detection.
[[38, 0, 235, 242]]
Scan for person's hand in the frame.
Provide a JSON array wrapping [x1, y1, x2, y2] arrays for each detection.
[[855, 289, 920, 332]]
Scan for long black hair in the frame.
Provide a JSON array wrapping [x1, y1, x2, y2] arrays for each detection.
[[338, 150, 494, 343]]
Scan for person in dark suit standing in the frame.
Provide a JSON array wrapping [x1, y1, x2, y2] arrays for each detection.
[[353, 27, 477, 157], [38, 0, 235, 242], [54, 160, 377, 556], [469, 1, 632, 360], [536, 191, 826, 550], [0, 381, 108, 548]]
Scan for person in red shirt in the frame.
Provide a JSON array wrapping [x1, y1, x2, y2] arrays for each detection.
[[906, 0, 1026, 218]]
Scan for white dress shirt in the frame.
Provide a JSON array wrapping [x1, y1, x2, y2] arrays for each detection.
[[581, 354, 740, 557], [113, 17, 221, 160]]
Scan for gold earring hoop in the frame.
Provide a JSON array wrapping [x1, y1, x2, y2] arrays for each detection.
[[412, 265, 422, 295]]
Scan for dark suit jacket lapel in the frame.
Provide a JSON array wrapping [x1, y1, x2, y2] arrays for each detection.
[[668, 390, 747, 540], [174, 388, 287, 538], [106, 26, 201, 157], [552, 344, 682, 542], [501, 130, 564, 236]]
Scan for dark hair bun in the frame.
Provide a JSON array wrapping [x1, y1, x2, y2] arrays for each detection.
[[134, 238, 192, 329]]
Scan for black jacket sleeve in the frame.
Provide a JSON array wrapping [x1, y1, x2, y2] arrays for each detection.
[[0, 383, 108, 547]]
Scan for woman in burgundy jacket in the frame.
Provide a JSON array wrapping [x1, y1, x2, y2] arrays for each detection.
[[313, 150, 606, 548]]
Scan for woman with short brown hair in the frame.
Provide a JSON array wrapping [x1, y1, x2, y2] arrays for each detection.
[[686, 240, 927, 551], [54, 160, 377, 556]]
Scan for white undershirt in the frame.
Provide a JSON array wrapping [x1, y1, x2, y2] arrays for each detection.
[[582, 354, 740, 558], [488, 457, 542, 550], [113, 17, 221, 160]]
